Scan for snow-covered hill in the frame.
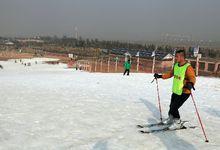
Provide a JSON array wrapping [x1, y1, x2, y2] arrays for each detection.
[[0, 59, 219, 150]]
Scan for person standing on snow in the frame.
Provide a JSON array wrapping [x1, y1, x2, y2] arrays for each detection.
[[123, 59, 131, 76], [154, 50, 196, 130]]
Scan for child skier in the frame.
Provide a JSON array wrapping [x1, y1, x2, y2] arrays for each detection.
[[123, 59, 131, 76]]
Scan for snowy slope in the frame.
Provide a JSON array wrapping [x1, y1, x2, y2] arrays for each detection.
[[0, 59, 219, 150]]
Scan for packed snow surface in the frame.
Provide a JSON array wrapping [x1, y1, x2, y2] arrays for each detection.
[[0, 58, 219, 150]]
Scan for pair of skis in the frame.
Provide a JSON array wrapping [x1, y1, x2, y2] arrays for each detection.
[[137, 121, 197, 134]]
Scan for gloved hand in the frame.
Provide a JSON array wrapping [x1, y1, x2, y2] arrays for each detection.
[[154, 73, 162, 79], [184, 82, 195, 90]]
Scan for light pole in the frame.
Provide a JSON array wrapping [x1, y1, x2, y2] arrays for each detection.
[[115, 57, 118, 72], [136, 51, 140, 72], [151, 46, 157, 73]]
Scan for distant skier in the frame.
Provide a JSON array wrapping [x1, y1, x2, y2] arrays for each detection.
[[154, 50, 196, 130], [0, 64, 3, 69], [123, 59, 131, 76]]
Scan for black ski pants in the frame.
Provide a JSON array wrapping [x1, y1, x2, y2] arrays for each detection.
[[168, 93, 190, 119], [123, 69, 130, 76]]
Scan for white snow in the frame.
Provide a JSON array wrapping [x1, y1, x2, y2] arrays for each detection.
[[0, 58, 220, 150]]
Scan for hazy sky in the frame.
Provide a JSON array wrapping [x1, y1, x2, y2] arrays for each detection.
[[0, 0, 220, 41]]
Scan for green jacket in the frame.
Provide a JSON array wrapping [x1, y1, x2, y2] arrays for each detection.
[[124, 61, 131, 69]]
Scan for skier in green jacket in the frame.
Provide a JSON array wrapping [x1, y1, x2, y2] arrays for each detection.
[[123, 59, 131, 76]]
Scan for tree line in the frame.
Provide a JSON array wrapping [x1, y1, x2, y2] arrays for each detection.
[[0, 36, 219, 59]]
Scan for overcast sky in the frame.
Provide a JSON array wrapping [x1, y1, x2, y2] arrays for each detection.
[[0, 0, 220, 41]]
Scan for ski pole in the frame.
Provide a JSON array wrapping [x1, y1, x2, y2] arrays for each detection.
[[191, 93, 209, 142], [152, 78, 163, 122]]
